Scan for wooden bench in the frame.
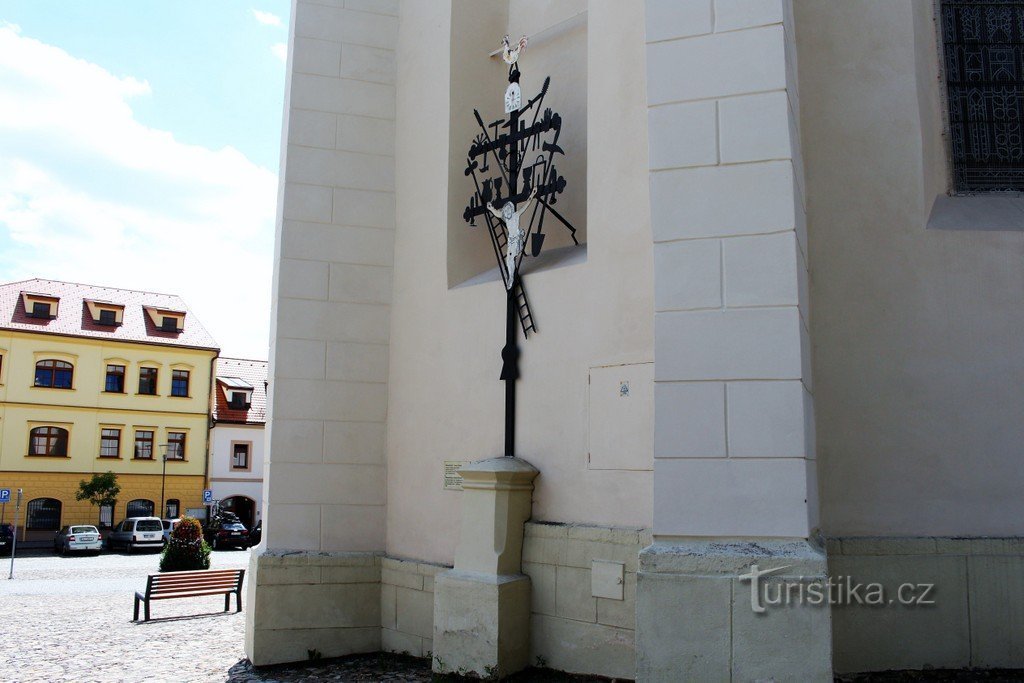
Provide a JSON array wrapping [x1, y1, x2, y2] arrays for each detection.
[[133, 568, 245, 622]]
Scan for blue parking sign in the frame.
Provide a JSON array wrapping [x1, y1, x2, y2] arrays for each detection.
[[0, 489, 9, 504], [203, 489, 213, 504]]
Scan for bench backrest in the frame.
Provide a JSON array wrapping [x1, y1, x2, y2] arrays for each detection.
[[146, 569, 244, 596]]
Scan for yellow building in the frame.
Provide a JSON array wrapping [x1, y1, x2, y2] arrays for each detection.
[[0, 279, 219, 540]]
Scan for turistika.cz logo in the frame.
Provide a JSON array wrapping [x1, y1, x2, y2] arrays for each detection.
[[738, 564, 936, 613]]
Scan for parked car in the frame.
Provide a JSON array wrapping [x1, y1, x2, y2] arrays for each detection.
[[249, 520, 262, 546], [105, 517, 164, 553], [161, 518, 182, 545], [53, 525, 102, 555], [0, 523, 13, 556], [203, 515, 249, 550]]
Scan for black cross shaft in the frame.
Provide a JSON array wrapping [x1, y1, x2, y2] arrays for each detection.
[[502, 100, 521, 458]]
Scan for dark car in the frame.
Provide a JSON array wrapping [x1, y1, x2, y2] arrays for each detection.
[[204, 516, 249, 550], [249, 520, 262, 546], [0, 523, 13, 556]]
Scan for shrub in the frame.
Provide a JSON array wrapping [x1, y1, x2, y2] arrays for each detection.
[[159, 516, 210, 572]]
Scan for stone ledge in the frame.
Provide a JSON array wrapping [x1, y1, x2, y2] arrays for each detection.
[[258, 549, 384, 567], [830, 536, 1024, 556], [639, 538, 827, 576], [526, 521, 646, 546], [382, 556, 450, 576]]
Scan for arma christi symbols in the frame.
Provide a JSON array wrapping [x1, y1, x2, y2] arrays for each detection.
[[462, 34, 578, 457]]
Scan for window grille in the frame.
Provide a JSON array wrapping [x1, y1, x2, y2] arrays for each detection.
[[941, 0, 1024, 192]]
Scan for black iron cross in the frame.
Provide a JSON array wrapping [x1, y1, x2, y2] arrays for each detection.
[[462, 52, 578, 457]]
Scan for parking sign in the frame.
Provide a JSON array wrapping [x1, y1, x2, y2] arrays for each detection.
[[203, 489, 213, 504], [0, 489, 9, 504]]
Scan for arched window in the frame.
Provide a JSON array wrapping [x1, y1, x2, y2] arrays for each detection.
[[34, 359, 73, 389], [26, 498, 62, 530], [165, 499, 180, 519], [29, 426, 68, 456], [126, 499, 154, 518]]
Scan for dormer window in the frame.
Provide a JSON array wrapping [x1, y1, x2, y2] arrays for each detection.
[[220, 376, 254, 410], [85, 300, 124, 326], [21, 292, 59, 319], [143, 306, 185, 334]]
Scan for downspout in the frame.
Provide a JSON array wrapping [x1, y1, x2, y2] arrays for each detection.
[[205, 351, 218, 513]]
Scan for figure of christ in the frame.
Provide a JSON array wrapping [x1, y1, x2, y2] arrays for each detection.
[[487, 186, 537, 290]]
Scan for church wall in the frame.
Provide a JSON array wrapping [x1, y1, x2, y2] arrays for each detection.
[[797, 0, 1024, 539], [247, 0, 399, 665], [386, 0, 654, 566], [797, 0, 1024, 673]]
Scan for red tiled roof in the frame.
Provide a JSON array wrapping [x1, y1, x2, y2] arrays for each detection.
[[0, 279, 219, 350], [213, 357, 268, 424]]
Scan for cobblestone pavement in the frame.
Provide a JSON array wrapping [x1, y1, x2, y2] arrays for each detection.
[[0, 549, 613, 682], [0, 549, 437, 682]]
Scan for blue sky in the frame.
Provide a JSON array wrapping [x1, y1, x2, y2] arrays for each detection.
[[0, 1, 290, 358]]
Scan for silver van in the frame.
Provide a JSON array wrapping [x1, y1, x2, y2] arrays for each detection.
[[106, 517, 164, 553]]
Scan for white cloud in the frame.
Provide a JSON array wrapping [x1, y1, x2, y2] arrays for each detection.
[[252, 9, 283, 27], [271, 42, 287, 62], [0, 25, 277, 359]]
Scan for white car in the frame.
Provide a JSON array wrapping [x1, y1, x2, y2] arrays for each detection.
[[161, 518, 182, 545], [53, 525, 103, 555], [106, 517, 165, 553]]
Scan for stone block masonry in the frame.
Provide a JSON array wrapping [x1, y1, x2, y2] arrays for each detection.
[[829, 536, 1024, 673], [380, 557, 447, 659], [245, 550, 383, 666], [522, 522, 649, 680]]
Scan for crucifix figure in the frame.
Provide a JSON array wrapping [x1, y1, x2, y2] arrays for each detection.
[[461, 37, 578, 457], [487, 186, 536, 290]]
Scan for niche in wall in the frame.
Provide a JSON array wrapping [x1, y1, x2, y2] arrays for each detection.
[[446, 0, 588, 288]]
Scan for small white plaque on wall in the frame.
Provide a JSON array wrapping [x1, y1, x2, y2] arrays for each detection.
[[444, 460, 468, 490], [591, 560, 624, 600]]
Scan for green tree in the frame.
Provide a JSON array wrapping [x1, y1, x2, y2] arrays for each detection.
[[75, 471, 121, 526]]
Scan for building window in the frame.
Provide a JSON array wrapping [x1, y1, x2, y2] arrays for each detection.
[[232, 443, 250, 470], [134, 430, 154, 459], [26, 498, 62, 530], [99, 503, 113, 529], [104, 364, 125, 393], [171, 369, 190, 397], [228, 391, 251, 410], [99, 309, 117, 325], [126, 499, 154, 518], [30, 301, 53, 318], [941, 1, 1024, 192], [165, 499, 180, 519], [161, 316, 179, 332], [138, 367, 158, 395], [29, 426, 68, 456], [167, 432, 186, 460], [99, 428, 121, 458], [34, 359, 73, 389]]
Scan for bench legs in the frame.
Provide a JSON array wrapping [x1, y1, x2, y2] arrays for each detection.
[[223, 590, 242, 612], [133, 594, 150, 622]]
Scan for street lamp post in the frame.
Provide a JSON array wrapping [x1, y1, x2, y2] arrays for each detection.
[[158, 444, 169, 519]]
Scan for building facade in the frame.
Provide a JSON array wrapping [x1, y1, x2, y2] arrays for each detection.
[[0, 279, 218, 538], [208, 357, 267, 530], [247, 1, 1024, 680]]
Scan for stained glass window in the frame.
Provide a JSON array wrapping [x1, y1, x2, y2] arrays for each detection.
[[942, 1, 1024, 192]]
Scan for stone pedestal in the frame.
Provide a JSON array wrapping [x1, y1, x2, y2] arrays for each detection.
[[636, 539, 832, 682], [432, 457, 538, 678]]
